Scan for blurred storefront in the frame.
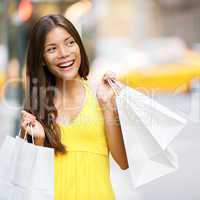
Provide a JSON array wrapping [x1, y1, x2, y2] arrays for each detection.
[[2, 0, 200, 92], [0, 0, 200, 131], [0, 1, 8, 93], [2, 0, 200, 95], [91, 0, 200, 93]]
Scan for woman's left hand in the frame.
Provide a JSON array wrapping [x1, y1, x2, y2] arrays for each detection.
[[96, 71, 118, 113]]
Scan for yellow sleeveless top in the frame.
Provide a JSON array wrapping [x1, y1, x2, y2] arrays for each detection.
[[54, 80, 115, 200]]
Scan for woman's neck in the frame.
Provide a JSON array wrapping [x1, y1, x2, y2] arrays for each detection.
[[55, 77, 84, 105], [57, 76, 83, 94]]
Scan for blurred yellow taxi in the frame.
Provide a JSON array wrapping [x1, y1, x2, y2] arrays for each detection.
[[119, 50, 200, 93]]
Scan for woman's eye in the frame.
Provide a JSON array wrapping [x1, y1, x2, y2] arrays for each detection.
[[70, 40, 75, 45], [65, 40, 75, 47], [47, 47, 56, 53]]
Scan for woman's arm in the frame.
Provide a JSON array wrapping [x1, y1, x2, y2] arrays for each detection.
[[96, 72, 129, 170], [103, 108, 129, 170]]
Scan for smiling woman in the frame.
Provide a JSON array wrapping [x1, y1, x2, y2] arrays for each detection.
[[20, 14, 128, 200], [43, 27, 81, 80], [24, 14, 89, 151]]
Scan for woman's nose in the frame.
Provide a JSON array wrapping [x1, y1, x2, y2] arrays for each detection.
[[58, 46, 70, 58]]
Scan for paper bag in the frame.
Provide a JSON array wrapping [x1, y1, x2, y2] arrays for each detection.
[[108, 80, 186, 188], [0, 124, 54, 199]]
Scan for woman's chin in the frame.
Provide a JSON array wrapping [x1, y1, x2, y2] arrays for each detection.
[[51, 65, 80, 81], [59, 70, 80, 81]]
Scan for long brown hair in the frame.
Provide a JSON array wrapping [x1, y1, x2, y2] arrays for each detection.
[[25, 14, 90, 153]]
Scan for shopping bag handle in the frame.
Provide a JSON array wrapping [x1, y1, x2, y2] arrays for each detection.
[[107, 79, 123, 96], [18, 123, 35, 145]]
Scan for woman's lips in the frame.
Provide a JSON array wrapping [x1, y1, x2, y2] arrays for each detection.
[[57, 60, 75, 71], [59, 65, 74, 71]]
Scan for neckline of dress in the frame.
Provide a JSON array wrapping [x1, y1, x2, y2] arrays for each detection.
[[57, 79, 89, 127]]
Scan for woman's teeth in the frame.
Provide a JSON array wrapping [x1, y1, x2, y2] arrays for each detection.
[[58, 60, 74, 68]]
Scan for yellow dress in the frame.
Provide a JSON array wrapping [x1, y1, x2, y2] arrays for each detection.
[[54, 80, 115, 200]]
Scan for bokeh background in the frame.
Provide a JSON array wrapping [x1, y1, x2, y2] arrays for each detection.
[[0, 0, 200, 199]]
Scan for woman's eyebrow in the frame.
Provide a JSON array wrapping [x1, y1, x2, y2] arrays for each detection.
[[45, 43, 56, 48], [64, 36, 72, 41], [45, 36, 72, 48]]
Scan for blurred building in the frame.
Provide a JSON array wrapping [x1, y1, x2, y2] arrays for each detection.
[[158, 0, 200, 46], [0, 0, 200, 132], [0, 1, 8, 86], [94, 0, 200, 46]]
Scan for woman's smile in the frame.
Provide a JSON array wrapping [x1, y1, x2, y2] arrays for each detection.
[[56, 59, 75, 71], [43, 26, 81, 80]]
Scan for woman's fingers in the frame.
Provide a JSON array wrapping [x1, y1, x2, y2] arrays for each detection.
[[21, 110, 36, 120], [21, 111, 36, 123], [103, 71, 122, 95], [103, 71, 117, 82], [20, 118, 36, 138], [21, 111, 36, 130], [21, 117, 36, 127], [21, 118, 31, 129]]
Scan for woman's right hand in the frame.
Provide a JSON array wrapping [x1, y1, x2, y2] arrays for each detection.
[[20, 110, 46, 145]]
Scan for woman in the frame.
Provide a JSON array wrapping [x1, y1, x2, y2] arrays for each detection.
[[20, 14, 128, 200]]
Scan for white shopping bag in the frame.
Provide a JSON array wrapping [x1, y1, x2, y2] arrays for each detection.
[[108, 80, 187, 188], [0, 124, 54, 200]]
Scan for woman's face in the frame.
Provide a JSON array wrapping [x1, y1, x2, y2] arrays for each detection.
[[43, 26, 81, 81]]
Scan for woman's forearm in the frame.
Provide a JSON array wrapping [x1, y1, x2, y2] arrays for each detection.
[[103, 109, 129, 170]]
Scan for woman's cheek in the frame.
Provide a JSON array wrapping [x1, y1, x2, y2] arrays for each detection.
[[47, 54, 57, 66]]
